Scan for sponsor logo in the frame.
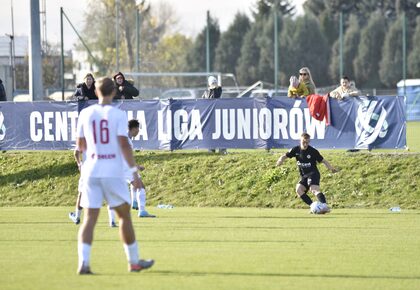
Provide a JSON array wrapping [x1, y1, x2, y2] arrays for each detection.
[[0, 112, 5, 141], [307, 154, 311, 159], [355, 99, 388, 149]]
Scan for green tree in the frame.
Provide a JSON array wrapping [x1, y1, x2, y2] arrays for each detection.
[[290, 13, 330, 86], [353, 13, 386, 87], [236, 23, 263, 86], [379, 16, 404, 87], [183, 14, 220, 72], [329, 14, 360, 83], [214, 13, 251, 76], [408, 16, 420, 78]]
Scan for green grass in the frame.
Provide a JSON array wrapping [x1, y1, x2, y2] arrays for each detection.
[[0, 207, 419, 290], [1, 150, 420, 209], [407, 121, 420, 152]]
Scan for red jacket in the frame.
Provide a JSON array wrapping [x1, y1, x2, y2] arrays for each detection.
[[306, 94, 331, 126]]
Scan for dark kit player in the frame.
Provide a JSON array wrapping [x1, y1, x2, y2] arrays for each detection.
[[276, 133, 338, 213]]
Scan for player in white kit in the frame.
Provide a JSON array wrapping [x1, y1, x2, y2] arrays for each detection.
[[125, 119, 156, 218], [75, 77, 154, 274], [69, 148, 118, 227]]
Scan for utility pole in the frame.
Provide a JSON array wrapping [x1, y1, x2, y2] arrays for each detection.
[[60, 7, 64, 101], [10, 0, 16, 95], [116, 0, 120, 72], [339, 11, 343, 79], [206, 10, 210, 73], [274, 7, 279, 96], [402, 11, 407, 97], [29, 0, 44, 101]]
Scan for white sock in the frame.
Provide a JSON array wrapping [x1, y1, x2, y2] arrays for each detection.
[[107, 207, 116, 224], [123, 241, 139, 264], [138, 188, 146, 211], [130, 185, 136, 205], [75, 209, 81, 218], [78, 243, 91, 268]]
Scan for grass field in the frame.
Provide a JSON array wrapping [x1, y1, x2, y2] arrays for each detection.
[[1, 207, 419, 290]]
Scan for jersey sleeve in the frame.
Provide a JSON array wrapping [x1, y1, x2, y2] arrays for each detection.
[[314, 148, 324, 162], [285, 146, 297, 158], [117, 111, 128, 137], [76, 111, 85, 138]]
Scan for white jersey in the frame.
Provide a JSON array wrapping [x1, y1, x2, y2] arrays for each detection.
[[124, 136, 135, 180], [76, 104, 128, 178]]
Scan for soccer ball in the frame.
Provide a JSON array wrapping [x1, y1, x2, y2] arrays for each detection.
[[310, 201, 330, 214]]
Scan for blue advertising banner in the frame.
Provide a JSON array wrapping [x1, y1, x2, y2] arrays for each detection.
[[0, 96, 406, 150]]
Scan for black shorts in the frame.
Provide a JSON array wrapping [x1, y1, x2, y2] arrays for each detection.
[[298, 172, 320, 190]]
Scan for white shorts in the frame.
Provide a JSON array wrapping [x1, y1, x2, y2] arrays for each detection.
[[80, 177, 131, 209]]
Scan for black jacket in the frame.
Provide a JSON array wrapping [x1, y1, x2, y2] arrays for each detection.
[[114, 80, 139, 100], [202, 86, 222, 99], [0, 79, 6, 101], [74, 83, 97, 100]]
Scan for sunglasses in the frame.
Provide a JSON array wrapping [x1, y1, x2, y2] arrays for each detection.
[[299, 73, 307, 76]]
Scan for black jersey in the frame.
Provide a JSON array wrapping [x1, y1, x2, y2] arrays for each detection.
[[285, 145, 324, 177]]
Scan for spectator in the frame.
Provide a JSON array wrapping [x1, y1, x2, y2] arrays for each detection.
[[202, 76, 225, 154], [74, 73, 97, 101], [202, 76, 222, 99], [0, 78, 6, 101], [330, 76, 360, 100], [299, 67, 316, 95], [113, 72, 139, 100], [288, 75, 309, 98]]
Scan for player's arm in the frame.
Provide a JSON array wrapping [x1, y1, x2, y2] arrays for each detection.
[[73, 149, 82, 171], [276, 154, 288, 167], [321, 159, 338, 173], [118, 136, 141, 188]]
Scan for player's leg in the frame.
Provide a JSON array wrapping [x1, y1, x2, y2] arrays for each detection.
[[104, 178, 154, 272], [130, 183, 138, 210], [107, 206, 117, 227], [77, 208, 100, 274], [137, 179, 156, 218], [308, 173, 327, 204], [77, 177, 103, 274], [69, 179, 84, 224], [296, 178, 312, 206]]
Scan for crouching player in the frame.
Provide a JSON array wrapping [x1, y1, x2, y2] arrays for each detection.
[[276, 132, 338, 213], [125, 119, 156, 218]]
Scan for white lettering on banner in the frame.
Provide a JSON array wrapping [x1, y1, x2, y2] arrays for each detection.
[[127, 110, 148, 140], [237, 109, 251, 139], [30, 111, 78, 142], [273, 108, 289, 139], [211, 107, 324, 140], [304, 109, 325, 139], [30, 111, 43, 142], [173, 109, 203, 141], [189, 110, 203, 140], [55, 111, 68, 141], [158, 110, 172, 141], [259, 108, 271, 140]]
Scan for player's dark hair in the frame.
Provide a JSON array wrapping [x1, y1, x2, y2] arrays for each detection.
[[301, 132, 310, 139], [342, 76, 350, 81], [96, 77, 116, 97], [128, 119, 140, 130]]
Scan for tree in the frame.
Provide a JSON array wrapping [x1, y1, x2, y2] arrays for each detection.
[[353, 12, 386, 87], [183, 13, 221, 72], [379, 16, 404, 87], [329, 14, 360, 83], [408, 16, 420, 78], [290, 13, 330, 86], [236, 22, 263, 86], [214, 13, 251, 76]]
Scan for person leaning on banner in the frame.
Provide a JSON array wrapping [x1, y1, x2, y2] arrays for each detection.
[[288, 75, 309, 98], [202, 76, 222, 99], [74, 73, 98, 101], [113, 72, 139, 100], [329, 76, 360, 100], [0, 78, 7, 101], [299, 67, 316, 95], [202, 76, 226, 154]]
